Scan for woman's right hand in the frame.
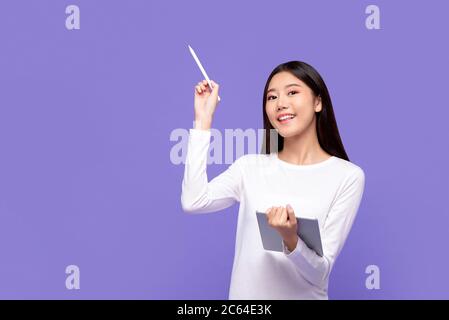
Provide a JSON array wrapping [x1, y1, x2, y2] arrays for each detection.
[[194, 79, 220, 130]]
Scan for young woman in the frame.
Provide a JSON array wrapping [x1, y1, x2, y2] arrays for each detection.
[[181, 61, 365, 300]]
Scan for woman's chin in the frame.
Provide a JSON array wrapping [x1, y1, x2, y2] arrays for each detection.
[[277, 127, 301, 138]]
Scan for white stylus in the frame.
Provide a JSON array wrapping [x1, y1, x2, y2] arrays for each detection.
[[188, 45, 221, 101]]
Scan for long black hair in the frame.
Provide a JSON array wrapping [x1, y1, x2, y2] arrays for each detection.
[[261, 61, 349, 161]]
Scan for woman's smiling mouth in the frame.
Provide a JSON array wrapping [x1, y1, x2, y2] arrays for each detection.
[[277, 113, 296, 124]]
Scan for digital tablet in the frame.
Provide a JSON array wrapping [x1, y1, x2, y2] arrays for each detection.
[[256, 211, 323, 256]]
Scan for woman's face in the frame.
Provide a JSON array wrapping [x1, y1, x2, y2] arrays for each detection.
[[265, 71, 322, 138]]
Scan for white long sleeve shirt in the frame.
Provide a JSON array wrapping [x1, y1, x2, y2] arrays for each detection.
[[181, 128, 365, 300]]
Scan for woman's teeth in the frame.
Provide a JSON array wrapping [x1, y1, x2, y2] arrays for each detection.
[[278, 115, 295, 122]]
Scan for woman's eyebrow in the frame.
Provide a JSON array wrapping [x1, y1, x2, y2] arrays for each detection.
[[267, 83, 302, 93]]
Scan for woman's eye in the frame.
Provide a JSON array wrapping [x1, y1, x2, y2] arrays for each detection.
[[267, 91, 298, 100]]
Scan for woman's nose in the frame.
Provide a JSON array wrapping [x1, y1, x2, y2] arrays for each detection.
[[276, 103, 288, 111], [276, 96, 288, 111]]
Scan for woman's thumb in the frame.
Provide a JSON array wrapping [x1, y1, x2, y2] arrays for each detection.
[[210, 80, 219, 96], [286, 204, 295, 220]]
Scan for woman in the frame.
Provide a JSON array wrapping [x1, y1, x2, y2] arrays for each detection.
[[181, 61, 365, 300]]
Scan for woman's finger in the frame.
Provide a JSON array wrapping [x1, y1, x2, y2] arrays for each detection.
[[274, 206, 283, 225], [199, 80, 208, 88], [210, 80, 219, 92], [266, 208, 272, 225], [286, 204, 296, 225], [280, 207, 288, 225], [267, 207, 275, 223]]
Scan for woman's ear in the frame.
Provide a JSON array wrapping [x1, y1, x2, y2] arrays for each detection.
[[314, 95, 322, 112]]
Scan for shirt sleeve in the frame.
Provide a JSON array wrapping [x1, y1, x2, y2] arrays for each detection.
[[180, 128, 244, 214], [282, 167, 366, 288]]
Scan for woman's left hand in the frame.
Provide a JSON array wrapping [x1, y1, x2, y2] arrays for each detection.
[[266, 204, 299, 251]]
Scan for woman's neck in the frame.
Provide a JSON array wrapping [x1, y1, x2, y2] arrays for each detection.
[[278, 123, 331, 165]]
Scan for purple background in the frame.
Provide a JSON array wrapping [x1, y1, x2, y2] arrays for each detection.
[[0, 0, 447, 299]]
